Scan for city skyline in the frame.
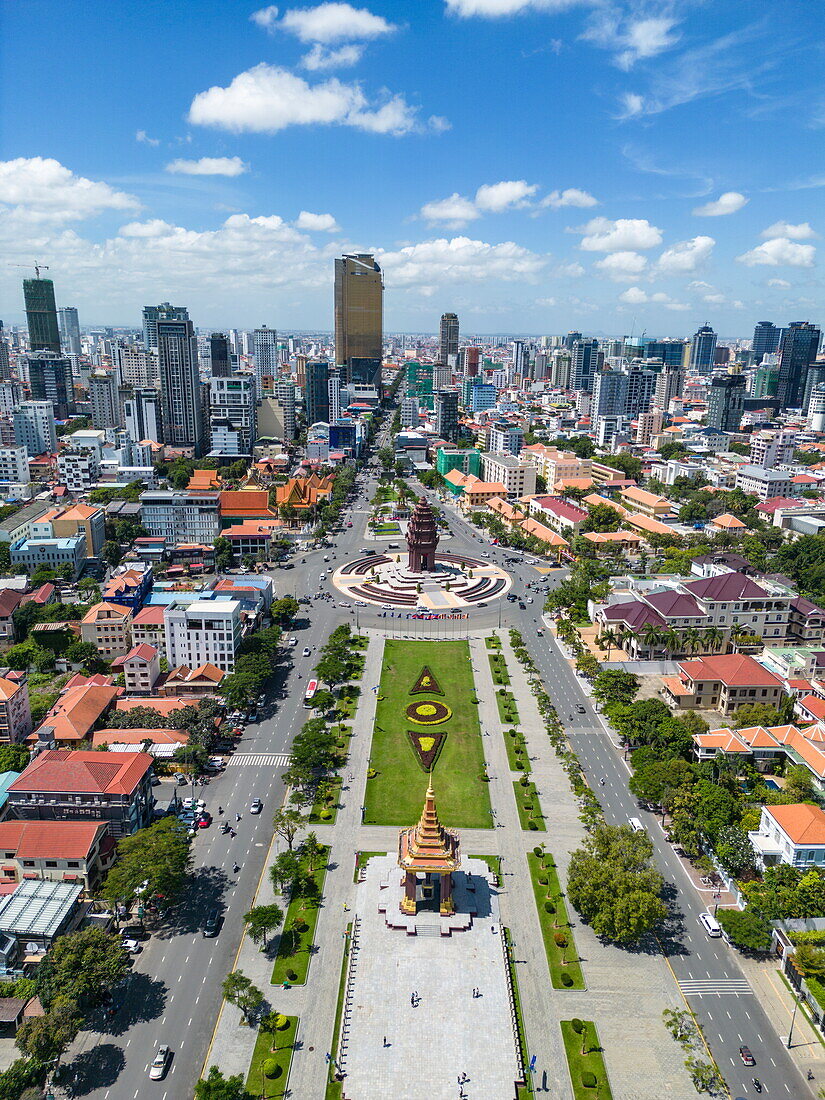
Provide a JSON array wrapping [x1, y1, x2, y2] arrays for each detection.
[[2, 1, 824, 331]]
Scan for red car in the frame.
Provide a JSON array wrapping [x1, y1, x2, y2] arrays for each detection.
[[197, 814, 211, 829], [739, 1046, 755, 1066]]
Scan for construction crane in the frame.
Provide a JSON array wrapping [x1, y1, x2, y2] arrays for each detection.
[[9, 262, 50, 279]]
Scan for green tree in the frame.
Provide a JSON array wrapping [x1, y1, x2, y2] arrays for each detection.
[[0, 743, 30, 773], [791, 942, 825, 979], [582, 502, 623, 534], [36, 927, 128, 1009], [195, 1066, 254, 1100], [221, 970, 264, 1023], [16, 999, 83, 1064], [733, 702, 783, 729], [272, 808, 306, 851], [314, 652, 348, 693], [243, 904, 284, 949], [99, 817, 192, 909], [715, 908, 772, 952], [270, 850, 302, 895], [270, 597, 299, 626], [714, 824, 756, 876], [567, 824, 666, 943], [101, 540, 123, 567], [592, 669, 639, 706], [213, 536, 233, 572]]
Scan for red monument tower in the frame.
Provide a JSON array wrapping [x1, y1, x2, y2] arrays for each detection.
[[406, 496, 440, 572], [398, 779, 461, 916]]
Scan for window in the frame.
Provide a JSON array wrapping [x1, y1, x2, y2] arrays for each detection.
[[45, 860, 57, 867], [22, 860, 34, 867], [67, 861, 79, 868]]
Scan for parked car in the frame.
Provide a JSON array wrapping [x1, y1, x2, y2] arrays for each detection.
[[173, 773, 188, 785], [289, 638, 298, 647], [121, 938, 141, 954], [149, 1046, 171, 1080]]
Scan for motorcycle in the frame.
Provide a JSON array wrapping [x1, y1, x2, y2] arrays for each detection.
[[752, 1080, 762, 1094]]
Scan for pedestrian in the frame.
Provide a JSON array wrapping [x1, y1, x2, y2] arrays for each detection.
[[236, 812, 241, 822], [410, 993, 414, 1007]]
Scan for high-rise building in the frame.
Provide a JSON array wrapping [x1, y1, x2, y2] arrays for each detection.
[[156, 305, 204, 454], [0, 322, 9, 382], [400, 396, 419, 428], [89, 371, 120, 431], [253, 326, 278, 396], [57, 307, 81, 356], [439, 313, 459, 368], [23, 278, 61, 354], [25, 352, 74, 420], [777, 321, 821, 410], [653, 362, 683, 411], [752, 321, 781, 364], [275, 379, 296, 440], [328, 369, 341, 423], [624, 365, 658, 419], [432, 364, 452, 390], [804, 364, 825, 415], [142, 302, 187, 351], [434, 388, 459, 443], [210, 333, 232, 378], [334, 253, 383, 368], [752, 361, 779, 400], [121, 387, 163, 444], [646, 339, 688, 368], [209, 376, 256, 456], [809, 385, 825, 433], [570, 338, 599, 392], [305, 360, 330, 425], [13, 401, 57, 456], [550, 350, 571, 389], [510, 340, 526, 381], [707, 366, 746, 432], [564, 331, 583, 351], [689, 324, 717, 374], [592, 370, 628, 418], [116, 344, 158, 388], [463, 346, 480, 377]]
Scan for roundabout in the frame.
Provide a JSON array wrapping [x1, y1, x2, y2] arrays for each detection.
[[332, 496, 512, 610]]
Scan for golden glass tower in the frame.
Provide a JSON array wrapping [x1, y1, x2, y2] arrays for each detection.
[[334, 253, 383, 367]]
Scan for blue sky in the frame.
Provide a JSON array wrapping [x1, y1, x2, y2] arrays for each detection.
[[1, 0, 823, 336]]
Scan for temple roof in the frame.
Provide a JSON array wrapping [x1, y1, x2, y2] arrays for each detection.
[[406, 496, 440, 551], [398, 780, 460, 874]]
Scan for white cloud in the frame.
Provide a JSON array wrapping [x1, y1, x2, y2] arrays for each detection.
[[738, 237, 816, 267], [301, 43, 365, 69], [420, 193, 481, 229], [474, 179, 538, 211], [657, 235, 715, 274], [119, 219, 176, 238], [135, 129, 160, 146], [280, 3, 396, 43], [594, 251, 647, 279], [445, 0, 583, 15], [619, 286, 688, 310], [767, 278, 791, 287], [165, 156, 248, 177], [554, 260, 585, 278], [250, 5, 280, 30], [761, 220, 817, 240], [577, 216, 662, 252], [692, 191, 748, 217], [617, 92, 645, 118], [583, 13, 680, 71], [188, 64, 429, 136], [702, 293, 725, 304], [294, 210, 340, 231], [540, 187, 598, 209], [0, 157, 140, 224], [377, 235, 547, 287], [535, 296, 557, 307]]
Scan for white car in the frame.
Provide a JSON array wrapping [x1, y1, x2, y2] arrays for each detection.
[[250, 798, 263, 815], [149, 1045, 170, 1080], [302, 647, 311, 657], [289, 638, 298, 647], [121, 938, 141, 954]]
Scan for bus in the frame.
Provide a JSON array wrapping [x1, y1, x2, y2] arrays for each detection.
[[303, 679, 318, 707]]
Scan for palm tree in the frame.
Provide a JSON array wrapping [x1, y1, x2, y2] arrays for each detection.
[[702, 626, 723, 653], [682, 627, 700, 656], [641, 622, 664, 656], [619, 627, 639, 657], [663, 627, 682, 656], [597, 627, 620, 660]]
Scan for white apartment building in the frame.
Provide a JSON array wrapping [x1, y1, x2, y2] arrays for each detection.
[[140, 489, 221, 544], [163, 599, 242, 672], [0, 382, 22, 418], [12, 402, 57, 457], [400, 396, 420, 428], [734, 464, 794, 501], [58, 449, 100, 493], [749, 429, 796, 469], [0, 447, 31, 500], [275, 380, 296, 440], [480, 453, 537, 499], [116, 345, 159, 388], [487, 424, 523, 455], [209, 376, 256, 456]]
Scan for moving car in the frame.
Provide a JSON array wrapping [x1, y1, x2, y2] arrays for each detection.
[[149, 1045, 171, 1080], [739, 1046, 755, 1066], [250, 798, 263, 814], [289, 637, 298, 647], [576, 704, 586, 714], [203, 909, 221, 938], [302, 647, 311, 657], [699, 912, 722, 937]]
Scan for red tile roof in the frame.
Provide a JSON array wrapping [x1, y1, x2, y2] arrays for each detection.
[[766, 804, 825, 845], [678, 653, 783, 688], [132, 605, 165, 625], [124, 643, 158, 663], [683, 572, 768, 601], [0, 820, 104, 860], [10, 750, 152, 796]]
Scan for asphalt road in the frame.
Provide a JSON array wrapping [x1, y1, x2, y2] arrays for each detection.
[[71, 423, 807, 1100]]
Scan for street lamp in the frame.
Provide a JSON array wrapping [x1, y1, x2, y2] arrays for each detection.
[[787, 984, 804, 1049]]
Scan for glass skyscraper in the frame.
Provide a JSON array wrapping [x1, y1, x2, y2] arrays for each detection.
[[24, 278, 61, 353]]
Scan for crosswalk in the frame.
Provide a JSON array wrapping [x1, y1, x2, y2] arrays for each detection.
[[226, 753, 292, 768], [678, 978, 753, 997]]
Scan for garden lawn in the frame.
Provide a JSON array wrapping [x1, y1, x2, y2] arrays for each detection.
[[560, 1020, 613, 1100], [504, 727, 527, 771], [309, 776, 341, 825], [365, 639, 492, 829], [271, 848, 328, 985], [514, 781, 546, 832], [495, 688, 520, 725], [527, 853, 584, 989], [246, 1015, 298, 1099]]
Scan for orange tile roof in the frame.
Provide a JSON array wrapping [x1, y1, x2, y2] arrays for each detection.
[[37, 685, 121, 743], [132, 605, 165, 625], [624, 513, 676, 536], [81, 602, 132, 625], [0, 821, 104, 860], [219, 490, 276, 518], [766, 803, 825, 845], [710, 513, 746, 529], [0, 677, 22, 702], [124, 643, 158, 663], [10, 749, 152, 796], [115, 696, 195, 715], [679, 654, 783, 688], [92, 728, 188, 747]]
